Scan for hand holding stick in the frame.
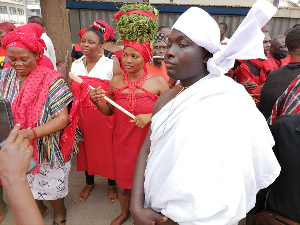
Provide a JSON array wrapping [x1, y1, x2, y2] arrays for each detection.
[[69, 73, 135, 119]]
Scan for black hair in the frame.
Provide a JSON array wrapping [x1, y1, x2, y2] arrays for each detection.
[[285, 27, 300, 52], [158, 25, 170, 31], [106, 38, 116, 43], [85, 24, 104, 44], [292, 24, 300, 28], [28, 16, 44, 27]]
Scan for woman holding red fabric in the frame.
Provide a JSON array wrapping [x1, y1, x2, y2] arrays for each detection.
[[0, 24, 81, 225], [90, 4, 169, 225], [71, 20, 122, 204]]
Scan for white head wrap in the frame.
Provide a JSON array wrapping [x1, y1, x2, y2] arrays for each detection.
[[172, 0, 277, 75]]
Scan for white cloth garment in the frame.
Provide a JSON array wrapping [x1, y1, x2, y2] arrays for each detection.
[[144, 74, 281, 225], [27, 161, 71, 200], [172, 0, 277, 76], [41, 33, 57, 70], [71, 55, 114, 80]]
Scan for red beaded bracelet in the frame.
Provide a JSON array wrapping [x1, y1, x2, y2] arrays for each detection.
[[31, 128, 38, 140]]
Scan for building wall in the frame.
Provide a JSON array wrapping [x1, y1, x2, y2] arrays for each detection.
[[66, 0, 300, 43], [149, 0, 257, 7], [0, 1, 26, 25]]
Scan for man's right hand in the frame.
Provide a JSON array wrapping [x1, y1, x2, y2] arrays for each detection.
[[131, 207, 168, 225]]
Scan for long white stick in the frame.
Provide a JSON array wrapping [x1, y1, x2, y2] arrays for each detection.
[[69, 73, 136, 119]]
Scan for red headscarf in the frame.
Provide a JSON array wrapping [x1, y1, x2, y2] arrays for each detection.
[[90, 20, 110, 42], [1, 24, 46, 64], [0, 22, 16, 33], [122, 40, 152, 63], [109, 26, 116, 40], [78, 28, 87, 41]]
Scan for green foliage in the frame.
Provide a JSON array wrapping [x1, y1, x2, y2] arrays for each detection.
[[115, 4, 159, 43]]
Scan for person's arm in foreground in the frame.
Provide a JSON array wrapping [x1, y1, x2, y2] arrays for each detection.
[[130, 128, 168, 225], [18, 107, 69, 141], [0, 125, 45, 225]]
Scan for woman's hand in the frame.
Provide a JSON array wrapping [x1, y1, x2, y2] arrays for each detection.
[[90, 86, 106, 103], [130, 114, 152, 128], [131, 207, 168, 225], [0, 125, 33, 183], [18, 128, 36, 142]]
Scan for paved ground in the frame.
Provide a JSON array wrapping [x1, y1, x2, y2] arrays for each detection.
[[2, 158, 134, 225], [1, 158, 247, 225]]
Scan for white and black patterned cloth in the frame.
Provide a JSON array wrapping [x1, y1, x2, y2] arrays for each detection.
[[27, 161, 71, 200]]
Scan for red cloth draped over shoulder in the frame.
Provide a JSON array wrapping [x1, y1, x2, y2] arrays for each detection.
[[70, 76, 115, 179], [111, 72, 158, 189], [11, 65, 61, 173]]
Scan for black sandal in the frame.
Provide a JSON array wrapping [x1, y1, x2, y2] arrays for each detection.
[[53, 220, 66, 225], [53, 212, 66, 225]]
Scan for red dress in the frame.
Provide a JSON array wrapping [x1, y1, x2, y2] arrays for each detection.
[[112, 72, 158, 189], [71, 76, 115, 179]]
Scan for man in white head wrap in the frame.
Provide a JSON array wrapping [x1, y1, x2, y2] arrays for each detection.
[[130, 1, 281, 225]]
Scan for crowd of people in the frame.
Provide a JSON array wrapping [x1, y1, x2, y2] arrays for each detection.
[[0, 0, 300, 224]]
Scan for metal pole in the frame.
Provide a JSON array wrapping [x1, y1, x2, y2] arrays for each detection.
[[24, 0, 28, 22], [273, 0, 280, 6]]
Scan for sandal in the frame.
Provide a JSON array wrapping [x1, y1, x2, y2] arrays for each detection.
[[79, 183, 95, 202], [53, 220, 66, 225], [53, 212, 66, 225]]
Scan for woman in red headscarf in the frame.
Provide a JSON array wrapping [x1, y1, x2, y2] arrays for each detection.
[[0, 22, 16, 69], [90, 5, 169, 224], [70, 21, 122, 204], [0, 24, 81, 225], [3, 23, 54, 70]]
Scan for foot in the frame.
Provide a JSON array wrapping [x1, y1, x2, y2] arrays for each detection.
[[111, 213, 130, 225], [79, 183, 95, 202], [108, 186, 118, 203], [53, 213, 66, 225]]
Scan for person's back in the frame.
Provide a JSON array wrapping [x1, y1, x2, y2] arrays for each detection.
[[258, 64, 300, 120], [267, 113, 300, 223]]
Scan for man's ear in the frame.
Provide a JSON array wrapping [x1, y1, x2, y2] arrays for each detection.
[[203, 49, 212, 64]]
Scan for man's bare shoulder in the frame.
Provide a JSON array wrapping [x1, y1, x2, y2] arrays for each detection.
[[153, 87, 180, 115]]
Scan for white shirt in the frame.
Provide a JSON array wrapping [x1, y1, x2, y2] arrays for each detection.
[[145, 74, 280, 225], [71, 55, 114, 81], [41, 33, 57, 70]]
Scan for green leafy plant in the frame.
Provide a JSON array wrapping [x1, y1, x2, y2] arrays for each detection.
[[115, 4, 159, 43]]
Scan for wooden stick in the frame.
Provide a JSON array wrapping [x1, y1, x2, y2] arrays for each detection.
[[69, 72, 136, 119]]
